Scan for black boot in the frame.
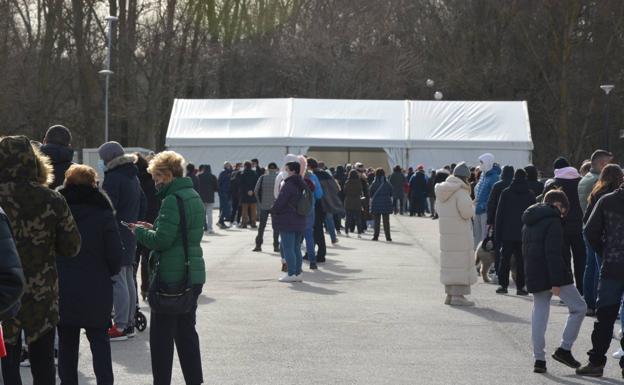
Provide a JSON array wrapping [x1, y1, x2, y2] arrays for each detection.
[[552, 348, 580, 368], [533, 360, 546, 373], [576, 362, 604, 377]]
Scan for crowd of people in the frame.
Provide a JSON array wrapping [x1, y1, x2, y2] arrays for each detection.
[[1, 124, 624, 382]]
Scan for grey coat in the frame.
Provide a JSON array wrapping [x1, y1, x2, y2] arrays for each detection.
[[255, 171, 278, 211]]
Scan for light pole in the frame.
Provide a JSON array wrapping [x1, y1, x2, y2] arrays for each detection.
[[600, 84, 614, 151], [434, 91, 443, 100], [100, 16, 118, 143]]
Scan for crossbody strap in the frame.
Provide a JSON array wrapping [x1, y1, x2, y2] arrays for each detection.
[[173, 194, 191, 283]]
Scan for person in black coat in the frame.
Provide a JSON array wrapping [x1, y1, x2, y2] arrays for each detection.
[[0, 207, 24, 322], [408, 168, 427, 217], [57, 165, 123, 385], [487, 165, 514, 227], [40, 125, 75, 190], [239, 161, 259, 228], [186, 163, 201, 194], [230, 163, 243, 224], [522, 190, 586, 374], [494, 169, 535, 295], [198, 164, 219, 233], [525, 165, 544, 197], [135, 154, 160, 300], [543, 156, 586, 294]]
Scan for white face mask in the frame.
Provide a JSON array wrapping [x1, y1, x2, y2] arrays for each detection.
[[98, 159, 106, 176]]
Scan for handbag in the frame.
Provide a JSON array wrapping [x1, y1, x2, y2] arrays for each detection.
[[148, 194, 195, 315]]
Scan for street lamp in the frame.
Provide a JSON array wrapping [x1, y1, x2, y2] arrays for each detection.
[[600, 84, 614, 151], [100, 16, 118, 143], [426, 79, 435, 88], [434, 91, 443, 100]]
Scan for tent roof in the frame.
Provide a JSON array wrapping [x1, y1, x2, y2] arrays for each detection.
[[166, 98, 532, 150]]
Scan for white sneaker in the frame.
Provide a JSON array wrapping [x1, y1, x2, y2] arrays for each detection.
[[20, 358, 30, 367], [449, 296, 475, 306], [294, 274, 303, 282], [278, 274, 298, 283], [613, 349, 624, 359]]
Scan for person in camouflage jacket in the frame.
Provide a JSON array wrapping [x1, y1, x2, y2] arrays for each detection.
[[0, 136, 81, 384]]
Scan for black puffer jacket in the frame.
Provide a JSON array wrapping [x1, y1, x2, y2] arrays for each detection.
[[239, 169, 259, 204], [486, 165, 513, 225], [585, 188, 624, 280], [495, 179, 535, 242], [543, 177, 583, 235], [40, 143, 74, 190], [522, 203, 573, 293], [0, 207, 24, 321]]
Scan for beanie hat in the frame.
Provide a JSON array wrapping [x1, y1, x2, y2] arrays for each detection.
[[98, 141, 125, 164], [478, 153, 495, 172], [553, 156, 570, 170], [453, 162, 470, 178]]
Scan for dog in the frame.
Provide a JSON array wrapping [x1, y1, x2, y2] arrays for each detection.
[[475, 239, 516, 284]]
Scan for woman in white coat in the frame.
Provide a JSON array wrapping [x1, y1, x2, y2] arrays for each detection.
[[434, 162, 477, 306]]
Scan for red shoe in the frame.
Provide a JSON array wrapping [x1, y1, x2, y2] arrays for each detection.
[[108, 325, 128, 341]]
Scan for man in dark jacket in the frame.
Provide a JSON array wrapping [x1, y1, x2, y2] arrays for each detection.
[[239, 161, 259, 228], [230, 163, 243, 225], [252, 158, 265, 178], [408, 167, 427, 217], [543, 156, 586, 294], [217, 162, 233, 228], [487, 165, 513, 276], [577, 186, 624, 377], [389, 166, 406, 215], [525, 165, 545, 197], [198, 164, 218, 233], [523, 190, 586, 374], [98, 141, 146, 340], [41, 124, 74, 189], [0, 207, 24, 322], [186, 163, 201, 193], [495, 169, 535, 295], [309, 158, 329, 262]]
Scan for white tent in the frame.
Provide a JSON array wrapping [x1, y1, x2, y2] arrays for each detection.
[[166, 98, 533, 170]]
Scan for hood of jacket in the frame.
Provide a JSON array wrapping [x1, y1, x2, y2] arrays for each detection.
[[501, 165, 514, 182], [525, 165, 539, 182], [59, 184, 115, 218], [435, 175, 470, 203], [40, 143, 74, 165], [522, 203, 561, 226], [479, 153, 495, 172], [508, 178, 530, 194], [0, 136, 54, 186], [554, 166, 581, 180], [105, 154, 137, 172]]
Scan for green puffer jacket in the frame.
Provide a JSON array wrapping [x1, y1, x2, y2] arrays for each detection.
[[136, 177, 206, 285]]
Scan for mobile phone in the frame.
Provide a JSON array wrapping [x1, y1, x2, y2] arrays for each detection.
[[120, 221, 131, 228]]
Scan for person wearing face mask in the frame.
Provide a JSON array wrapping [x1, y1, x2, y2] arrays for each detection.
[[473, 153, 501, 249], [131, 151, 206, 385], [523, 190, 586, 374], [98, 141, 147, 341]]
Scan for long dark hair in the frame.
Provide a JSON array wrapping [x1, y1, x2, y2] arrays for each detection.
[[589, 164, 623, 205]]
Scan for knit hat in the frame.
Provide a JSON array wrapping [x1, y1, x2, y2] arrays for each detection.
[[453, 162, 470, 178], [98, 141, 125, 164], [553, 156, 570, 170], [478, 153, 495, 172]]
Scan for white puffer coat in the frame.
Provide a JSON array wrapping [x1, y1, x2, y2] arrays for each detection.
[[435, 175, 477, 286]]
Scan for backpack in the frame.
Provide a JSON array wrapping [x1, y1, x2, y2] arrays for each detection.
[[296, 183, 314, 216]]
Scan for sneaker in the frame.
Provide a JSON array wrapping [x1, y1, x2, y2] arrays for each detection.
[[552, 348, 580, 368], [576, 363, 604, 377], [489, 275, 499, 284], [496, 287, 508, 294], [20, 349, 30, 367], [252, 246, 262, 252], [108, 325, 128, 341], [444, 295, 451, 305], [386, 238, 392, 242], [310, 263, 318, 270], [533, 360, 547, 373], [278, 274, 298, 283], [613, 349, 624, 359], [125, 326, 136, 338], [371, 237, 378, 241], [449, 296, 475, 306], [516, 289, 529, 296], [294, 274, 303, 282]]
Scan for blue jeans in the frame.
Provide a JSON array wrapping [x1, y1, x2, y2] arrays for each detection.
[[304, 213, 316, 264], [218, 192, 231, 223], [324, 213, 337, 242], [280, 231, 303, 276], [583, 239, 600, 310]]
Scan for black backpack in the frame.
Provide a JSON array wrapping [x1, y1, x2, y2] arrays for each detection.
[[296, 183, 314, 216]]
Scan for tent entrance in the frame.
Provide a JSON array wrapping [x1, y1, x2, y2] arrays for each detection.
[[307, 147, 389, 171]]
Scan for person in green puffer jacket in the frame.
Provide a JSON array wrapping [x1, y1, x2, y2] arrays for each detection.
[[131, 150, 205, 385]]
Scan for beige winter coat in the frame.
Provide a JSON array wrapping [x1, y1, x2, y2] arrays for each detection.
[[435, 175, 477, 286]]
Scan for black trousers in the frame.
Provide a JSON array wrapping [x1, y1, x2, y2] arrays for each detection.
[[150, 285, 203, 385], [230, 195, 240, 223], [588, 279, 624, 366], [1, 327, 55, 385], [313, 204, 327, 261], [499, 240, 525, 290], [58, 325, 113, 385], [345, 210, 363, 235], [255, 209, 279, 248], [562, 232, 586, 295], [373, 213, 391, 240]]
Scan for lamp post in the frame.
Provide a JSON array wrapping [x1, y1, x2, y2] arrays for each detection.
[[434, 91, 443, 100], [100, 16, 118, 143], [600, 84, 614, 151]]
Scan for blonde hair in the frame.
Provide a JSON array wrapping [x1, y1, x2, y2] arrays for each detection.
[[148, 151, 186, 178], [65, 164, 97, 186]]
